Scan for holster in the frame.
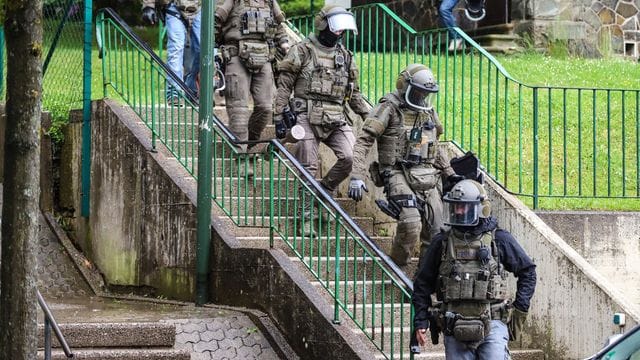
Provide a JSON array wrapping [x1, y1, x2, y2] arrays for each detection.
[[375, 199, 401, 220], [368, 162, 384, 187]]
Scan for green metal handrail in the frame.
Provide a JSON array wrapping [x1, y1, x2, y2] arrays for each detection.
[[292, 3, 640, 209], [97, 9, 414, 359]]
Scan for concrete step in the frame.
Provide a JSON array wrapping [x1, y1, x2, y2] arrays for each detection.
[[473, 34, 521, 54], [313, 279, 411, 304], [38, 322, 175, 348], [38, 348, 190, 360], [375, 348, 545, 359]]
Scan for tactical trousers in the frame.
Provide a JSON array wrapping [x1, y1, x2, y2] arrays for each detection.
[[387, 170, 445, 266], [294, 112, 355, 193], [224, 55, 273, 152]]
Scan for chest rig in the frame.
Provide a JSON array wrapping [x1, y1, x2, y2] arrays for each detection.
[[438, 229, 507, 319], [232, 0, 277, 41], [295, 40, 351, 103], [376, 95, 439, 167]]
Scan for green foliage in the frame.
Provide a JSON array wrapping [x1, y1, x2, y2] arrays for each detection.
[[279, 0, 313, 17]]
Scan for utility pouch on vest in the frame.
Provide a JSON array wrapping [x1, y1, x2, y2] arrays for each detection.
[[404, 166, 439, 192], [473, 280, 489, 300], [238, 40, 270, 72], [443, 277, 461, 302], [453, 319, 486, 342]]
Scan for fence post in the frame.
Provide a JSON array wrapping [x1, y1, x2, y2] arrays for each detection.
[[81, 0, 93, 217], [532, 87, 539, 209], [196, 0, 216, 306]]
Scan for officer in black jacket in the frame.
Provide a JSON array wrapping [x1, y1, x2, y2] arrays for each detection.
[[412, 179, 536, 358]]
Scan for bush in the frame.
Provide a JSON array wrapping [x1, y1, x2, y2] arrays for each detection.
[[280, 0, 313, 17]]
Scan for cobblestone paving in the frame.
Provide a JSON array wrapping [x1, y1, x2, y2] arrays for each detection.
[[34, 213, 284, 359], [164, 317, 280, 360]]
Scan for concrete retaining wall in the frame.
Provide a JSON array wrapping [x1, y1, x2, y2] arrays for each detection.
[[63, 99, 376, 359], [487, 178, 640, 358], [537, 211, 640, 309]]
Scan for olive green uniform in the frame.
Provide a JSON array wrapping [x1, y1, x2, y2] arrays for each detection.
[[352, 91, 454, 266], [275, 34, 370, 192], [215, 0, 288, 150]]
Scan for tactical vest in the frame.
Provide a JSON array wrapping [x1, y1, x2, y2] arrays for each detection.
[[437, 229, 508, 319], [293, 38, 351, 104], [376, 94, 439, 167], [225, 0, 278, 42]]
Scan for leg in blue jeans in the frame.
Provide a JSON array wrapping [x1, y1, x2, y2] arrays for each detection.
[[184, 10, 201, 95], [439, 0, 460, 40], [165, 4, 187, 99], [444, 320, 511, 359]]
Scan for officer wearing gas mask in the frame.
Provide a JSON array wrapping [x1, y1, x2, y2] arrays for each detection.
[[215, 0, 289, 158], [275, 5, 371, 197], [348, 64, 459, 267], [412, 179, 537, 359]]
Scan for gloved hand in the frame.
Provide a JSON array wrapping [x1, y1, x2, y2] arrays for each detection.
[[141, 7, 158, 25], [348, 178, 368, 201], [274, 115, 287, 139], [443, 174, 465, 193], [508, 306, 528, 342]]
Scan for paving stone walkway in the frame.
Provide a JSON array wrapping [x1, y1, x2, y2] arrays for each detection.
[[35, 212, 282, 359]]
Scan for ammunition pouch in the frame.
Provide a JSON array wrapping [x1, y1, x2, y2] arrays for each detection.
[[238, 40, 271, 72], [308, 101, 347, 139]]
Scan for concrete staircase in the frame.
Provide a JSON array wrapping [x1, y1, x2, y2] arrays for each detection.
[[37, 322, 189, 360], [202, 104, 544, 359], [469, 23, 522, 54]]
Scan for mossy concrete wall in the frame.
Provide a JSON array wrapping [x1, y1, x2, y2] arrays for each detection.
[[62, 99, 378, 359]]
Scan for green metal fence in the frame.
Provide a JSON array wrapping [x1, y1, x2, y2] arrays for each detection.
[[291, 3, 640, 209], [96, 8, 414, 359], [42, 0, 86, 130]]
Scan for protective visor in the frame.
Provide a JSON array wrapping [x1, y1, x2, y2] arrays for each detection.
[[443, 200, 480, 226], [327, 12, 358, 35], [405, 85, 437, 111]]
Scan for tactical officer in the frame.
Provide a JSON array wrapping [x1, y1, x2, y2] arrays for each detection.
[[275, 5, 371, 196], [348, 64, 460, 267], [412, 179, 537, 358], [215, 0, 289, 154]]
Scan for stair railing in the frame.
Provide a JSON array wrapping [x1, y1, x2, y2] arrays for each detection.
[[38, 289, 74, 359], [292, 3, 640, 209], [97, 8, 415, 359]]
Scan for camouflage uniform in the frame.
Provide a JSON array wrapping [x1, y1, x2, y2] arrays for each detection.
[[275, 33, 370, 193], [215, 0, 289, 151], [351, 69, 455, 266]]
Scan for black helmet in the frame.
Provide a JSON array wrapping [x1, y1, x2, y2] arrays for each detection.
[[464, 0, 486, 21]]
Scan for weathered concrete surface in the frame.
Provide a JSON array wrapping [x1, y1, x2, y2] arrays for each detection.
[[63, 99, 376, 359], [486, 176, 640, 359], [537, 211, 640, 309]]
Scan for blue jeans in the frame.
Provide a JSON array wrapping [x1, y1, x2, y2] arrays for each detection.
[[444, 320, 511, 360], [439, 0, 460, 40], [165, 4, 201, 98]]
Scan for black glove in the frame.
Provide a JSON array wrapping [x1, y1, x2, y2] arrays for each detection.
[[142, 7, 158, 25], [348, 178, 368, 201], [508, 307, 528, 341], [274, 118, 287, 139], [443, 174, 465, 193]]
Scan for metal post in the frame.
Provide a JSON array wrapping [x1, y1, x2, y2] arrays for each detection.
[[310, 0, 315, 15], [81, 0, 93, 217], [196, 0, 215, 306], [44, 319, 51, 360]]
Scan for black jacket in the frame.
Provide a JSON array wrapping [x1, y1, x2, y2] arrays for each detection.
[[412, 217, 537, 330]]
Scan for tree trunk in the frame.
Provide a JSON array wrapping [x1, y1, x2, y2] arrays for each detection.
[[0, 1, 44, 359]]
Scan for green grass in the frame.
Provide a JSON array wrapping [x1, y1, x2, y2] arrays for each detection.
[[38, 22, 640, 210]]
